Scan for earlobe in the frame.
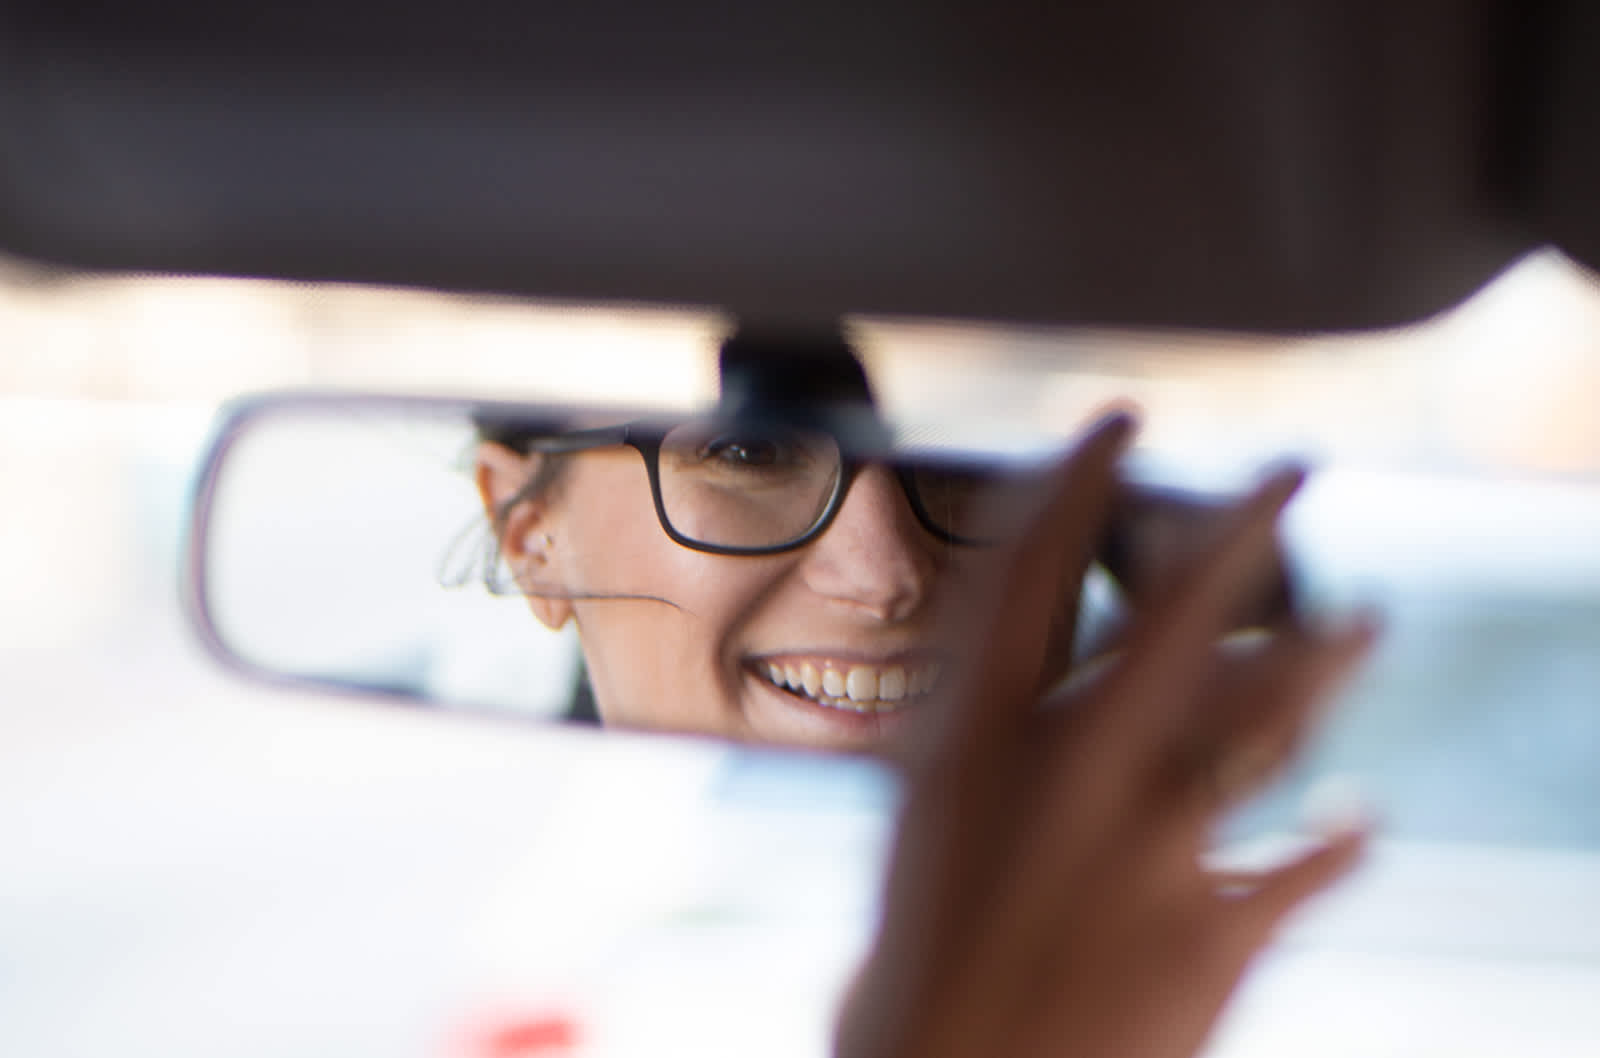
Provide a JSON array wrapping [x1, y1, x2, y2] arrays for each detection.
[[528, 590, 575, 632], [514, 528, 576, 631], [474, 442, 576, 630]]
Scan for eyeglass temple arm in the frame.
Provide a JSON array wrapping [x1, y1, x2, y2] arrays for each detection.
[[518, 423, 635, 455], [491, 424, 637, 526]]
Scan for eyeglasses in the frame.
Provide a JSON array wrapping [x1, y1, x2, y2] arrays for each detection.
[[514, 417, 1042, 556]]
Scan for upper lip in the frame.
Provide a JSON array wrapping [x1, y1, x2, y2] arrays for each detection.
[[745, 646, 945, 667]]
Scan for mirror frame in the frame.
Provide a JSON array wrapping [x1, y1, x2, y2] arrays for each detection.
[[181, 389, 588, 711]]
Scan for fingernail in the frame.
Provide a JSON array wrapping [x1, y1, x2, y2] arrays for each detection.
[[1259, 461, 1309, 500], [1305, 606, 1384, 646], [1091, 408, 1140, 448], [1299, 773, 1375, 838]]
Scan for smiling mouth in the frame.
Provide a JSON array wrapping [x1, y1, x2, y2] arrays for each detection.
[[751, 656, 943, 714]]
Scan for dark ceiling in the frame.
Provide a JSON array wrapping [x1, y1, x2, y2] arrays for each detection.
[[0, 0, 1593, 332]]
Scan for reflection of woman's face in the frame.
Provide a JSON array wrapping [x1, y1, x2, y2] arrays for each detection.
[[479, 440, 1031, 753]]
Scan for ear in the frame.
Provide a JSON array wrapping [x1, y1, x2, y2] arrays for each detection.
[[474, 441, 576, 631]]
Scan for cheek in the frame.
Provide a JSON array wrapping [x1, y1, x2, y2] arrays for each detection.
[[557, 462, 678, 591], [559, 459, 792, 615], [557, 473, 797, 725], [576, 547, 791, 667], [573, 555, 792, 734]]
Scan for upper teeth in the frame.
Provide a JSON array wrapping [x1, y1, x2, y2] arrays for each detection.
[[761, 659, 940, 712]]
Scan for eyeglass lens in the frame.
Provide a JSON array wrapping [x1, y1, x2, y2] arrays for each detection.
[[656, 421, 844, 549], [653, 418, 1043, 550]]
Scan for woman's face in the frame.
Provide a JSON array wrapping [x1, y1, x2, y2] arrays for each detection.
[[478, 429, 1075, 753]]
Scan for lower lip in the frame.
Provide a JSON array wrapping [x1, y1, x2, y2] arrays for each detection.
[[742, 666, 920, 744]]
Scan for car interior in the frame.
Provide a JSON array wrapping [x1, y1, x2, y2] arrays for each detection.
[[2, 2, 1598, 1056]]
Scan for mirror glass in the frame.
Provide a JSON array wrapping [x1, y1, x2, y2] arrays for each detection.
[[196, 397, 586, 718], [192, 386, 1081, 751]]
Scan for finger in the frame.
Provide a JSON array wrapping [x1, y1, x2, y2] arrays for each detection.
[[1112, 614, 1373, 922], [1135, 619, 1375, 891], [1100, 486, 1301, 632], [1170, 614, 1379, 820], [1071, 465, 1308, 781], [1018, 472, 1309, 898], [1235, 825, 1369, 945], [1220, 618, 1376, 791], [912, 411, 1135, 771], [873, 413, 1135, 978], [1209, 868, 1268, 895]]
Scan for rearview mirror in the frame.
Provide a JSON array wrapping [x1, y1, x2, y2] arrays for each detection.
[[183, 389, 1108, 749]]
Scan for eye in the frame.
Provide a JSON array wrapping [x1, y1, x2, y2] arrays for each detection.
[[660, 419, 837, 482], [702, 435, 786, 467]]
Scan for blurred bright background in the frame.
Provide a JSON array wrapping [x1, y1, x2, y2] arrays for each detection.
[[2, 247, 1598, 1056]]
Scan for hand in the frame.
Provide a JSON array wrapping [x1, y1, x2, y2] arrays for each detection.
[[1097, 480, 1300, 638], [837, 416, 1377, 1058], [1036, 477, 1301, 697]]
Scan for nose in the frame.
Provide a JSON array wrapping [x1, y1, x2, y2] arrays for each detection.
[[799, 465, 939, 622]]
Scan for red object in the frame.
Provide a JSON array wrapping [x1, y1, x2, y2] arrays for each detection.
[[475, 1013, 580, 1057]]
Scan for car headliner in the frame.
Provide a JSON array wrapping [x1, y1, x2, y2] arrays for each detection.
[[0, 0, 1596, 333]]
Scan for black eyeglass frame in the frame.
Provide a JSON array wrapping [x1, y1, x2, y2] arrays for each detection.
[[515, 420, 996, 556]]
